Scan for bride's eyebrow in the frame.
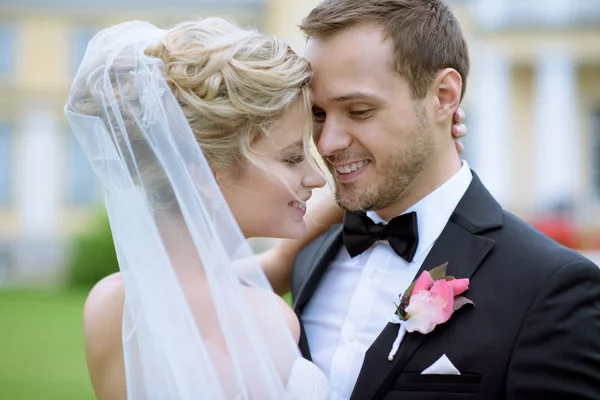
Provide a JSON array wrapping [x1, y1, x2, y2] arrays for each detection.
[[281, 140, 303, 152]]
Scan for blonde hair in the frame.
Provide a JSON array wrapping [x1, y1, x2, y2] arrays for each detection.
[[70, 18, 315, 210], [146, 18, 314, 174]]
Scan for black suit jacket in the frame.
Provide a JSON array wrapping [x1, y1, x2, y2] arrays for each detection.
[[291, 174, 600, 400]]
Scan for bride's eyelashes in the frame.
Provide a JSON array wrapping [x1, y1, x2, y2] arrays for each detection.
[[282, 154, 305, 165]]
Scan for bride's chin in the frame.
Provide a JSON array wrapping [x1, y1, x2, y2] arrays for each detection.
[[279, 222, 306, 240]]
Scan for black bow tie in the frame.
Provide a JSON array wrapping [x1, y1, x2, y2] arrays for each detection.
[[342, 211, 419, 262]]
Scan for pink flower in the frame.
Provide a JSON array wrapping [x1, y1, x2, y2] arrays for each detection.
[[403, 290, 448, 334], [412, 270, 469, 297], [412, 270, 435, 295], [448, 278, 469, 296], [430, 279, 455, 324], [403, 272, 472, 334], [388, 263, 474, 361]]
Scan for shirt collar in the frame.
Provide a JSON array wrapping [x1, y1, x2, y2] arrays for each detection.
[[367, 161, 473, 263]]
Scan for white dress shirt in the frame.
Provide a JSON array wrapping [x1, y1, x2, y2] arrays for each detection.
[[302, 162, 473, 400]]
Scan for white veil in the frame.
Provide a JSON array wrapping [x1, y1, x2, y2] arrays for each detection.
[[64, 21, 302, 399]]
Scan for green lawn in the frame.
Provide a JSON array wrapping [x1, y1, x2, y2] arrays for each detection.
[[0, 288, 95, 400], [0, 289, 293, 399], [283, 292, 292, 306]]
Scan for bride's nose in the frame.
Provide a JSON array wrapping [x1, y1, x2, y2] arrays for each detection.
[[302, 165, 326, 189]]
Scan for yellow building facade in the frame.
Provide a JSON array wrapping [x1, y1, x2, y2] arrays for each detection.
[[0, 0, 599, 282], [0, 0, 267, 282]]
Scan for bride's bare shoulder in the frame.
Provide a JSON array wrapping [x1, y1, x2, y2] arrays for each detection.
[[83, 272, 127, 399], [274, 291, 300, 343], [84, 272, 125, 339], [243, 287, 300, 344]]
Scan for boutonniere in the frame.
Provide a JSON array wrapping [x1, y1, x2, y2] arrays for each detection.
[[388, 262, 474, 361]]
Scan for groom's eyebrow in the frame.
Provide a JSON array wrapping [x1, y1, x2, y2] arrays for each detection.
[[331, 92, 384, 103]]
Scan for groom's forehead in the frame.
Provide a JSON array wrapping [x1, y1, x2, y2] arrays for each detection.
[[306, 46, 399, 101], [305, 29, 394, 76], [306, 24, 390, 53]]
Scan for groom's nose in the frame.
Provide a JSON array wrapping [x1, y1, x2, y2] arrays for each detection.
[[316, 119, 352, 158]]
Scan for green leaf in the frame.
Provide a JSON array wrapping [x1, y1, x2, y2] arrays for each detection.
[[429, 262, 449, 281], [394, 302, 407, 321], [400, 280, 417, 306], [453, 296, 475, 311]]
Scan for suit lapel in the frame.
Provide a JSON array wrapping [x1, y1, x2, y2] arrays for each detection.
[[293, 224, 344, 313], [350, 173, 502, 400], [293, 225, 344, 360]]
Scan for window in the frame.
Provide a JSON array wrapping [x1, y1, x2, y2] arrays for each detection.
[[457, 106, 476, 169], [0, 24, 15, 76], [66, 127, 99, 206], [591, 110, 600, 201], [0, 122, 13, 206], [71, 26, 98, 74]]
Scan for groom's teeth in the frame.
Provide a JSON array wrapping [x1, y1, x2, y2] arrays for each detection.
[[336, 160, 368, 174]]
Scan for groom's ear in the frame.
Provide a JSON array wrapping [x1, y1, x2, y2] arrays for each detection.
[[432, 68, 462, 123]]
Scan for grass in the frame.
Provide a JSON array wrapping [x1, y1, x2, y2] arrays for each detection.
[[282, 292, 292, 306], [0, 288, 95, 400], [0, 288, 294, 399]]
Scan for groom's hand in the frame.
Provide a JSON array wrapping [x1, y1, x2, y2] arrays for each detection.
[[452, 108, 467, 154]]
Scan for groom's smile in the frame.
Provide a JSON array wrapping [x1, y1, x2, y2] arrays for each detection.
[[332, 159, 371, 182], [306, 23, 441, 214]]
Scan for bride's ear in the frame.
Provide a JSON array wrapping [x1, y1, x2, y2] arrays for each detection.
[[211, 166, 231, 188], [211, 167, 227, 187], [189, 163, 224, 188]]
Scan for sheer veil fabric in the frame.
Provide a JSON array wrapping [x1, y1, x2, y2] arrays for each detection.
[[65, 21, 305, 399]]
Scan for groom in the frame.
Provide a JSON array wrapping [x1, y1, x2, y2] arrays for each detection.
[[291, 0, 600, 399]]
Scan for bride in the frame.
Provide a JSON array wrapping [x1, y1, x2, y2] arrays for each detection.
[[65, 17, 466, 400]]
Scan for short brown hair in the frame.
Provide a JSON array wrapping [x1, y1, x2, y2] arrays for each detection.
[[300, 0, 469, 100]]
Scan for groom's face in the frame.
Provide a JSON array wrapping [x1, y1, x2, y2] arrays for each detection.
[[305, 23, 436, 213]]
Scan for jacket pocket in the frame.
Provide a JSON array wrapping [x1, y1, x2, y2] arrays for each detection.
[[390, 373, 482, 393]]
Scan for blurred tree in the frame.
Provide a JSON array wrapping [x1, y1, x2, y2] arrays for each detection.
[[65, 209, 118, 288]]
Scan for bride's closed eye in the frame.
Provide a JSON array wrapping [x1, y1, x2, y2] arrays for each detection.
[[282, 154, 305, 165]]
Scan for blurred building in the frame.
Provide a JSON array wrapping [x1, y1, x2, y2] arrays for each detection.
[[455, 0, 600, 254], [0, 0, 268, 283], [0, 0, 598, 284]]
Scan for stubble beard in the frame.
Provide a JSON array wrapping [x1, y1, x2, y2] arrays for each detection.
[[335, 104, 435, 212]]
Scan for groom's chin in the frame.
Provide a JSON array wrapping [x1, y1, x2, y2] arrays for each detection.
[[335, 187, 366, 212], [336, 198, 362, 213]]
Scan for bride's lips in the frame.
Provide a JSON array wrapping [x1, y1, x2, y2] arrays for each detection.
[[289, 195, 310, 217]]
